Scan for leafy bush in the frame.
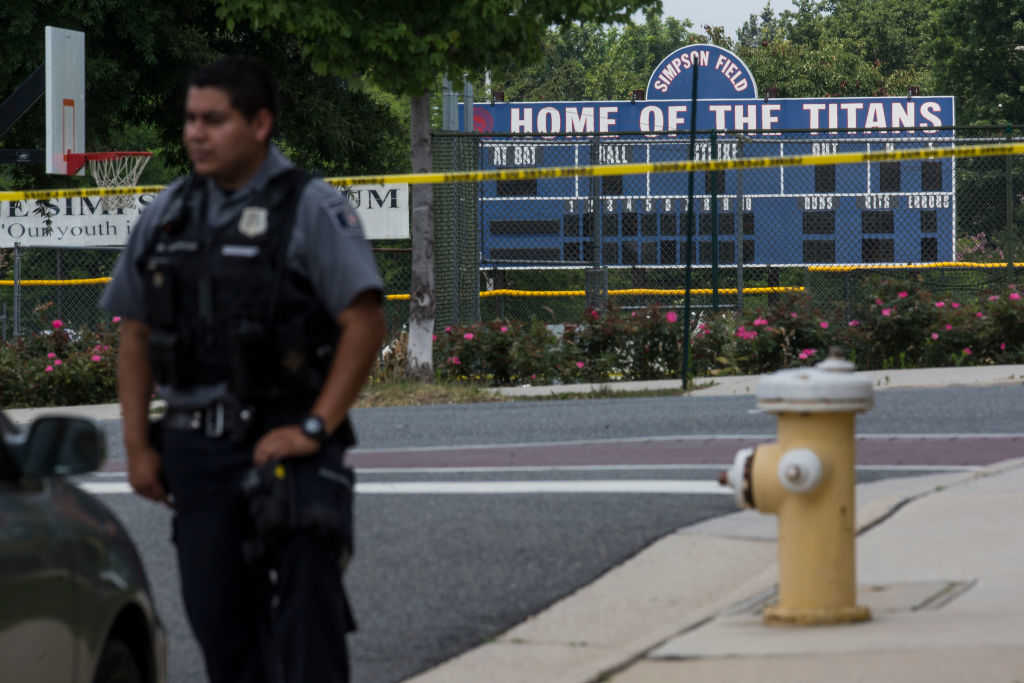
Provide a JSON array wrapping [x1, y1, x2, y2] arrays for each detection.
[[1, 318, 120, 408], [434, 278, 1024, 385], [3, 278, 1023, 408]]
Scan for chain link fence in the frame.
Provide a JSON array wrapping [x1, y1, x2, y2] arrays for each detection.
[[433, 125, 1024, 325], [0, 244, 414, 341], [2, 126, 1021, 340]]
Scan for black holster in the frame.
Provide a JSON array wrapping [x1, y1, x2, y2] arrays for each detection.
[[240, 451, 354, 569]]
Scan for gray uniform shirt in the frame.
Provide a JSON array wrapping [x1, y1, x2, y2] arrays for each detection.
[[100, 144, 384, 404]]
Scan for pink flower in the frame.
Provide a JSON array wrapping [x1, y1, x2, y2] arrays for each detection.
[[112, 316, 122, 323], [432, 334, 437, 341], [666, 311, 679, 323], [91, 355, 102, 362], [930, 332, 939, 340], [848, 320, 860, 327], [54, 359, 62, 366], [530, 374, 537, 380], [962, 347, 972, 355], [976, 312, 984, 318], [790, 312, 798, 319], [500, 325, 508, 333], [935, 301, 945, 308], [47, 352, 56, 359], [1010, 292, 1022, 301], [819, 321, 829, 329], [444, 326, 452, 332], [875, 298, 884, 306], [881, 308, 892, 317], [897, 291, 908, 299], [448, 356, 461, 365], [951, 302, 960, 309], [102, 345, 111, 352], [753, 317, 768, 326], [945, 324, 953, 331], [988, 295, 1000, 302], [798, 348, 816, 360], [463, 332, 474, 340], [576, 361, 585, 369], [94, 344, 102, 351], [1000, 342, 1007, 351], [51, 319, 63, 329], [45, 365, 54, 373]]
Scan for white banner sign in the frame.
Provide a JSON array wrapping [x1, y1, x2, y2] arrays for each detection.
[[337, 183, 410, 240], [0, 182, 410, 247]]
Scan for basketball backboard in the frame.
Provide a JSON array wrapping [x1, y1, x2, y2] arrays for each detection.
[[45, 26, 85, 175]]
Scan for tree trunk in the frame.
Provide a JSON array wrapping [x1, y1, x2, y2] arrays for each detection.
[[407, 92, 435, 380]]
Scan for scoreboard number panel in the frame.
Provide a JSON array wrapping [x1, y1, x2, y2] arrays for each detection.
[[469, 44, 955, 268]]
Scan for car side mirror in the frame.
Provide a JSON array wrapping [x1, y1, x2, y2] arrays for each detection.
[[18, 416, 107, 478]]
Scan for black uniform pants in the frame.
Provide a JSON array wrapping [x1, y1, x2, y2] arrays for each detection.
[[159, 427, 355, 683]]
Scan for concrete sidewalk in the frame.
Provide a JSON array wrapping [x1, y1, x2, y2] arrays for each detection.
[[408, 457, 1024, 683], [495, 363, 1024, 398]]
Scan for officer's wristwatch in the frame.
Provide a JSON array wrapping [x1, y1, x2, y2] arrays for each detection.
[[300, 414, 329, 444]]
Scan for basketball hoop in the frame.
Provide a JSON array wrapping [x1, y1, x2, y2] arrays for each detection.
[[66, 151, 152, 212]]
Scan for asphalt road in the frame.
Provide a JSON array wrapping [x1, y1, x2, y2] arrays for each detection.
[[86, 384, 1021, 683]]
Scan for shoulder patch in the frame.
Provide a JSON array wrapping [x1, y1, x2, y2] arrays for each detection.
[[326, 197, 362, 234]]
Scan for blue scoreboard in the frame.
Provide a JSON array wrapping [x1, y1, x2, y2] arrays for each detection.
[[462, 44, 956, 268]]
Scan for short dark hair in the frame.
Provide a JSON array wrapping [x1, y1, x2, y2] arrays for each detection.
[[188, 56, 279, 121]]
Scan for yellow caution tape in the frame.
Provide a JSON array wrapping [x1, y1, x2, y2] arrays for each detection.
[[323, 141, 1024, 187], [809, 261, 1024, 272], [386, 286, 804, 300], [0, 277, 113, 286], [1, 142, 1022, 202], [0, 184, 166, 202]]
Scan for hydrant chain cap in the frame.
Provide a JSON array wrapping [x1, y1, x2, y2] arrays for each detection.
[[777, 448, 824, 493], [756, 353, 873, 413]]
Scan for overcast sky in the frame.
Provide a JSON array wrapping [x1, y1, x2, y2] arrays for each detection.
[[658, 0, 798, 37]]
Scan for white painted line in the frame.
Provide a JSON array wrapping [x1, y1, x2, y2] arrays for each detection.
[[79, 480, 731, 496], [350, 433, 1024, 455], [357, 480, 730, 495], [356, 464, 980, 474]]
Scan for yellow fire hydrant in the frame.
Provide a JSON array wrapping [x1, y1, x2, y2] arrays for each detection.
[[719, 348, 873, 625]]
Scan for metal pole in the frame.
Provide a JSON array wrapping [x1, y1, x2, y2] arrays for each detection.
[[462, 78, 474, 133], [1006, 127, 1015, 281], [711, 128, 720, 310], [736, 136, 745, 313], [593, 135, 603, 268], [13, 243, 21, 337], [56, 249, 63, 321], [681, 65, 699, 389]]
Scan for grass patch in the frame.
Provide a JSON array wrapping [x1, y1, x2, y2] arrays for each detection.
[[355, 379, 719, 406], [356, 380, 505, 407], [506, 386, 692, 401]]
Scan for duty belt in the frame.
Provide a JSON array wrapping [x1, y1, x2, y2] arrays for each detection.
[[163, 401, 242, 438]]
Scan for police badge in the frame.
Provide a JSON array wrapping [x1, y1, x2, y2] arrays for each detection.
[[238, 206, 269, 238]]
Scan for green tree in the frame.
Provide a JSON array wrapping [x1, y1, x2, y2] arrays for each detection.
[[926, 0, 1024, 124], [214, 0, 662, 378], [730, 0, 928, 99], [494, 13, 707, 103], [0, 0, 407, 189]]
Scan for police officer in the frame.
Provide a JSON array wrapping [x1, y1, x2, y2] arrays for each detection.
[[101, 56, 386, 683]]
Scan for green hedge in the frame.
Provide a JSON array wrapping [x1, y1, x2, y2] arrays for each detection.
[[3, 276, 1022, 408]]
